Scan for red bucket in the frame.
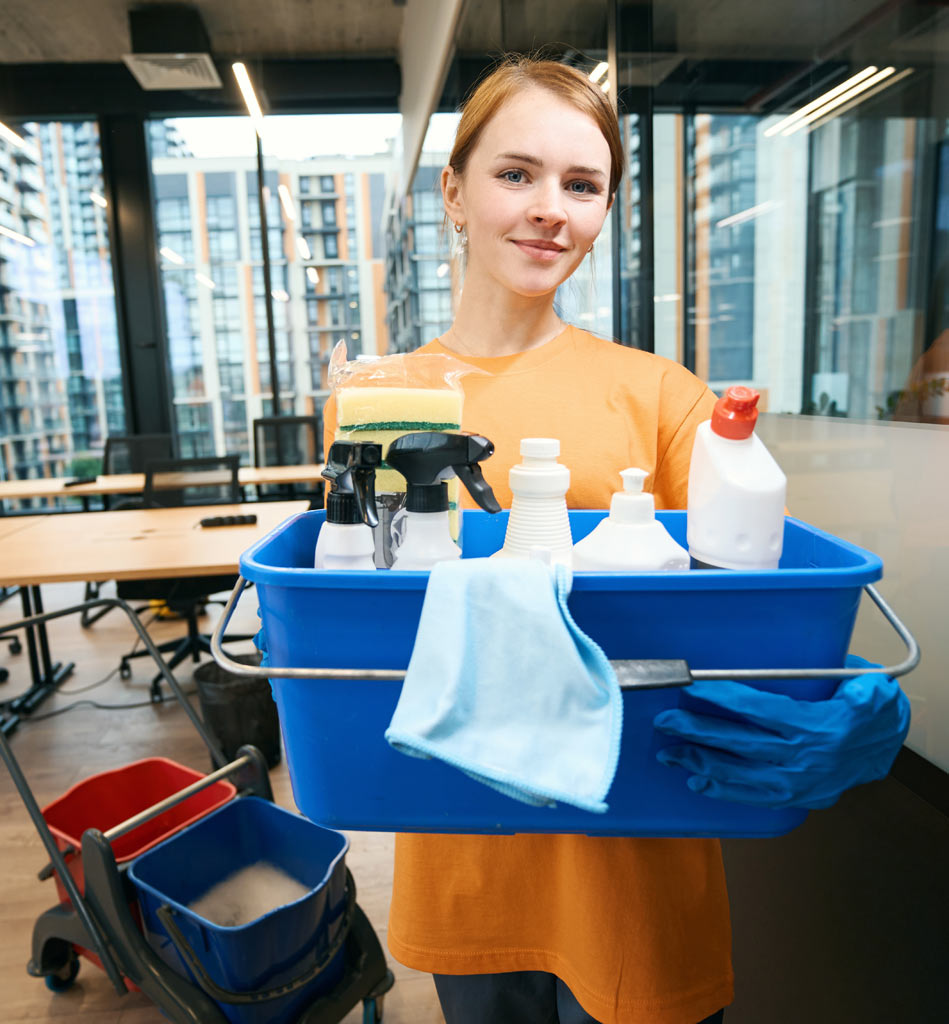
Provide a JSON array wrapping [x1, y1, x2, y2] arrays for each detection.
[[41, 757, 236, 905]]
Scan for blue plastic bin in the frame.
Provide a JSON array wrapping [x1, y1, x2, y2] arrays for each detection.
[[241, 509, 883, 838], [127, 797, 348, 1024]]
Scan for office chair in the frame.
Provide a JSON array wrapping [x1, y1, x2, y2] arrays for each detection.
[[81, 433, 175, 627], [251, 413, 324, 508], [117, 455, 248, 700]]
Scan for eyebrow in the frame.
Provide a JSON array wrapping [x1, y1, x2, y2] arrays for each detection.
[[494, 152, 607, 179]]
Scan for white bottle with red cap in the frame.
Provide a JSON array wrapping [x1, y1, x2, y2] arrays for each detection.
[[687, 386, 787, 570]]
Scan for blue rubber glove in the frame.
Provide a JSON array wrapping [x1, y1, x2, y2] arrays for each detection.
[[653, 656, 911, 809]]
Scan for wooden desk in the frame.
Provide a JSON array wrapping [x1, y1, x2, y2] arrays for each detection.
[[0, 502, 309, 588], [0, 465, 324, 504]]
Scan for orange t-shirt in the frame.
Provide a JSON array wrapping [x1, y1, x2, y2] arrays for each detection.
[[325, 326, 732, 1024]]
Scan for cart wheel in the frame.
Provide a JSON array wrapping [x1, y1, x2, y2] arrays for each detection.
[[362, 996, 384, 1023], [44, 952, 79, 992], [119, 661, 132, 680]]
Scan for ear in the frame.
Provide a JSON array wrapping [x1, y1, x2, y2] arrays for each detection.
[[606, 192, 615, 214], [442, 165, 465, 226]]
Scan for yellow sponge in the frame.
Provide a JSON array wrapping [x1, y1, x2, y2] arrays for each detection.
[[335, 386, 464, 536]]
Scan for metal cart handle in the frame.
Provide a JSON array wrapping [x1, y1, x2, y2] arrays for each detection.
[[212, 576, 919, 689]]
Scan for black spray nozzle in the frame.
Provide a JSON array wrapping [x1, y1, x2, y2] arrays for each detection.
[[385, 432, 502, 514], [322, 440, 382, 527]]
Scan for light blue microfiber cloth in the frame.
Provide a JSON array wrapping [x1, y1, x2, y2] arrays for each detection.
[[384, 558, 623, 813]]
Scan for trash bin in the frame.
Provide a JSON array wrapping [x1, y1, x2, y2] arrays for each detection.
[[194, 653, 281, 769]]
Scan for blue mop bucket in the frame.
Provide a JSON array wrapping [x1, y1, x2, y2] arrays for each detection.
[[127, 797, 349, 1024]]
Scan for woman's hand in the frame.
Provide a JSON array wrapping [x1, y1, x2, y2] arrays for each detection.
[[652, 656, 911, 809]]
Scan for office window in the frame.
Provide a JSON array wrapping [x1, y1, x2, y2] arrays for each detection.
[[324, 233, 339, 258], [322, 200, 337, 226], [0, 120, 125, 498], [321, 174, 335, 193]]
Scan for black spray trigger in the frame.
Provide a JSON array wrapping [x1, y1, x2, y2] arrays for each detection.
[[455, 462, 502, 513], [352, 467, 379, 528]]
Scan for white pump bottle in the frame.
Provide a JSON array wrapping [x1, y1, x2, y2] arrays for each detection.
[[572, 468, 690, 571]]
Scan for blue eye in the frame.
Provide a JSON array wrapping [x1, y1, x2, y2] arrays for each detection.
[[502, 170, 525, 184], [568, 180, 598, 195]]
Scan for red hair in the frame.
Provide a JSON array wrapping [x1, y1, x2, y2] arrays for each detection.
[[449, 56, 624, 197]]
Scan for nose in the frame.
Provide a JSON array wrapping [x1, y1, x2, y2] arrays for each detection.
[[527, 180, 567, 227]]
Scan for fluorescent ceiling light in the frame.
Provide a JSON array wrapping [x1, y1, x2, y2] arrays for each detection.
[[349, 300, 358, 308], [782, 67, 898, 136], [89, 191, 108, 208], [272, 288, 290, 302], [296, 236, 311, 260], [806, 68, 914, 132], [195, 272, 216, 289], [306, 267, 320, 285], [159, 246, 185, 264], [0, 120, 27, 148], [764, 67, 879, 137], [278, 183, 296, 221], [716, 199, 778, 229], [232, 62, 266, 138], [601, 80, 611, 94], [0, 224, 36, 246], [436, 262, 449, 278], [589, 61, 608, 84]]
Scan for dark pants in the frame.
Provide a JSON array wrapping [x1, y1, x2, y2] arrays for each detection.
[[433, 971, 725, 1024]]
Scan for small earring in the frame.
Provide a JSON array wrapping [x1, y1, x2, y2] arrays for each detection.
[[454, 222, 464, 234]]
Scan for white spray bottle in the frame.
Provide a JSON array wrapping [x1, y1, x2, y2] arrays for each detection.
[[573, 468, 690, 571], [314, 441, 382, 570], [385, 432, 502, 571]]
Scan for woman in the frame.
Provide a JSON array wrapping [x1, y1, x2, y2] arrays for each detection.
[[321, 54, 908, 1024], [385, 57, 731, 1024]]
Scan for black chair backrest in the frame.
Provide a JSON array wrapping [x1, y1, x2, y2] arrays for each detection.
[[253, 415, 323, 469], [143, 456, 242, 508], [103, 434, 174, 475]]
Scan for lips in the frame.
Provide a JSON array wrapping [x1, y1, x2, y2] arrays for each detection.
[[512, 239, 566, 261]]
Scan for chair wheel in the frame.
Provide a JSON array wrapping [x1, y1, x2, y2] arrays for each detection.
[[44, 952, 79, 991], [9, 638, 22, 655], [119, 662, 132, 680]]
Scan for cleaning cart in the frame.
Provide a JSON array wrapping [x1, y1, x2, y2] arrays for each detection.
[[0, 593, 394, 1024], [211, 508, 919, 838]]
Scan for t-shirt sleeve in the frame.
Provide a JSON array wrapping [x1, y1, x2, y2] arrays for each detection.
[[652, 369, 718, 510]]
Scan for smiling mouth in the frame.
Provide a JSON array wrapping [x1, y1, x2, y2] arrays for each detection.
[[512, 240, 566, 261]]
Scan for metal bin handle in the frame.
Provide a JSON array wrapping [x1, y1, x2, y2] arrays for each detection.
[[212, 576, 919, 690]]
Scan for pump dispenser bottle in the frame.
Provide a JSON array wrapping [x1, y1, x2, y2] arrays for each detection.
[[314, 440, 382, 570], [573, 468, 690, 571], [493, 438, 573, 572], [687, 386, 787, 570], [385, 432, 502, 570]]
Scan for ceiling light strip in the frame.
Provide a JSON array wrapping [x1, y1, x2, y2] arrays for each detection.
[[763, 66, 879, 138], [806, 68, 914, 133], [782, 66, 897, 135], [232, 62, 266, 138]]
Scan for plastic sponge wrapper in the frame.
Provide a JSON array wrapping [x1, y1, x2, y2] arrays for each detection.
[[329, 342, 484, 540]]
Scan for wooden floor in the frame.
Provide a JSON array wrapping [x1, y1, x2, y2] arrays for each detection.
[[0, 581, 446, 1024]]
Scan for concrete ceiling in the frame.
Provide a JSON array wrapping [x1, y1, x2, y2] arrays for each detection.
[[0, 0, 407, 64], [0, 0, 942, 68]]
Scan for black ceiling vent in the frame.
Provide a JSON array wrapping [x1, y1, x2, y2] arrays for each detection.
[[122, 5, 222, 91]]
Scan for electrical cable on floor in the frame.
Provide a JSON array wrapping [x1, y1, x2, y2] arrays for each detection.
[[52, 611, 159, 695], [28, 689, 198, 720]]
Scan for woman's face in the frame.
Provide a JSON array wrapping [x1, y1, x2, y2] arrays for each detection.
[[444, 86, 613, 301]]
